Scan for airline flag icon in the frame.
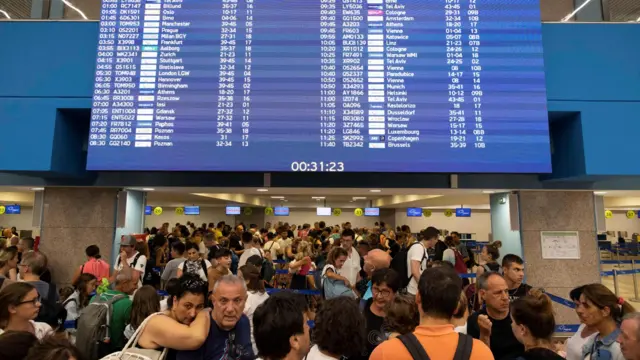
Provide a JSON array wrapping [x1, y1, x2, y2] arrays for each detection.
[[368, 5, 383, 10], [368, 9, 383, 16], [368, 28, 383, 34]]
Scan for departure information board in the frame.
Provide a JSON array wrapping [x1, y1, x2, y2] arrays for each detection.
[[88, 0, 551, 173]]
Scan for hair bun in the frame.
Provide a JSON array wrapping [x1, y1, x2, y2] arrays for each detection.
[[491, 241, 502, 249], [527, 288, 553, 312]]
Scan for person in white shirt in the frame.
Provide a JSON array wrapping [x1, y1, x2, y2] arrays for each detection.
[[0, 282, 53, 339], [263, 233, 281, 261], [339, 229, 361, 286], [406, 227, 438, 295], [239, 231, 262, 268], [112, 235, 147, 289], [240, 264, 270, 355]]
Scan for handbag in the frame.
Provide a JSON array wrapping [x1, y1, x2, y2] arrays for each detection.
[[100, 312, 168, 360]]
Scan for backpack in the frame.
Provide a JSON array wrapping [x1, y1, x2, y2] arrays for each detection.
[[390, 242, 428, 291], [76, 294, 127, 360], [117, 253, 143, 270], [35, 283, 67, 329], [398, 332, 473, 360]]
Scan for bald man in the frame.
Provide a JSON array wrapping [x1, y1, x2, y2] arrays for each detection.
[[361, 249, 392, 301]]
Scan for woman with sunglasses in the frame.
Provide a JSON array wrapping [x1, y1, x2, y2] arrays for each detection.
[[0, 282, 52, 339]]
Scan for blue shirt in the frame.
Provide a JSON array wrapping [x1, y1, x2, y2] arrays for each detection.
[[582, 327, 623, 360], [176, 315, 254, 360]]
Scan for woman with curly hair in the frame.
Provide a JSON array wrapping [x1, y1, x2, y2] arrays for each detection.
[[306, 297, 366, 360]]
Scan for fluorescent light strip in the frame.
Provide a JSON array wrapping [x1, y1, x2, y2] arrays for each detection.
[[0, 10, 11, 19], [62, 0, 88, 20], [561, 0, 594, 22]]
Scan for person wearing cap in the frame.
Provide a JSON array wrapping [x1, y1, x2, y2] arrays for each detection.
[[111, 235, 147, 289]]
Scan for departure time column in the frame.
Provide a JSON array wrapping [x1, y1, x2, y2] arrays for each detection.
[[320, 0, 338, 148], [216, 0, 239, 147], [91, 0, 119, 148]]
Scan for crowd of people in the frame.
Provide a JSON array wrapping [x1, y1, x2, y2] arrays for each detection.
[[0, 220, 638, 360]]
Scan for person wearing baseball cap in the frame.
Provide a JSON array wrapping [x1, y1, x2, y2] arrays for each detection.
[[110, 235, 147, 289]]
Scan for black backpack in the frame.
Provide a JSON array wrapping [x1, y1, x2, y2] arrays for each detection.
[[390, 242, 427, 291], [399, 332, 473, 360], [35, 283, 67, 330]]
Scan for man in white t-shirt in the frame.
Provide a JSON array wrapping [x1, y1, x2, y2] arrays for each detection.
[[406, 226, 438, 295], [339, 229, 361, 285], [112, 235, 147, 289], [239, 231, 262, 267], [263, 233, 281, 261]]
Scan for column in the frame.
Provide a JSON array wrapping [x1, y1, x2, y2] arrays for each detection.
[[40, 188, 119, 285], [518, 191, 600, 325], [489, 192, 521, 260], [112, 190, 146, 264]]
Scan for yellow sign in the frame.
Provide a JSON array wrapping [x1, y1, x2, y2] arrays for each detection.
[[264, 207, 274, 215], [0, 206, 5, 215], [354, 208, 363, 217], [626, 210, 636, 219], [153, 207, 163, 216], [444, 209, 454, 217], [422, 209, 432, 217], [604, 210, 613, 219], [332, 208, 342, 216], [243, 207, 253, 216], [175, 207, 184, 215]]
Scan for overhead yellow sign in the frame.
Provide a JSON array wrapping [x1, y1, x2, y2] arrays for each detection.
[[243, 207, 253, 216], [264, 207, 274, 215], [444, 209, 454, 217], [354, 208, 363, 217], [0, 206, 5, 215], [175, 207, 184, 215], [153, 207, 163, 216], [332, 208, 342, 216], [626, 210, 636, 219], [422, 209, 432, 217], [604, 210, 613, 219]]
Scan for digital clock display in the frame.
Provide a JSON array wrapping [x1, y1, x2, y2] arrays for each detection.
[[86, 0, 551, 173]]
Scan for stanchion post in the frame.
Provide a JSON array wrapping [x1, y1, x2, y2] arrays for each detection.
[[613, 269, 620, 297], [631, 260, 640, 302], [615, 246, 622, 268]]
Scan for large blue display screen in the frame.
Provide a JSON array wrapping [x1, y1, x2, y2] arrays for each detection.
[[87, 0, 550, 173]]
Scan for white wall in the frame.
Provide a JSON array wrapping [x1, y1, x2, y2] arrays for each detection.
[[0, 206, 36, 233], [394, 209, 492, 241], [605, 210, 640, 238], [265, 208, 380, 228], [144, 206, 236, 229]]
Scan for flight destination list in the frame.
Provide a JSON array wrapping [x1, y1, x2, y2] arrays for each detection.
[[88, 0, 551, 173]]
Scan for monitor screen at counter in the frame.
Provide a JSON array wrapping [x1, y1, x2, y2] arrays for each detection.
[[86, 0, 551, 173], [226, 206, 241, 215], [184, 206, 200, 215]]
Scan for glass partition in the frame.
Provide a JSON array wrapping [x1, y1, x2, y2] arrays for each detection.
[[606, 0, 640, 21], [0, 0, 35, 19]]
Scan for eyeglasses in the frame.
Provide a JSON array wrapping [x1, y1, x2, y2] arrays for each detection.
[[18, 296, 41, 306], [372, 287, 392, 297]]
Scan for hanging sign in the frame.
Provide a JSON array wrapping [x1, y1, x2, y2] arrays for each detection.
[[153, 207, 163, 216]]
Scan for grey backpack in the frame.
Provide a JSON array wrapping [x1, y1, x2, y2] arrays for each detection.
[[76, 294, 127, 360]]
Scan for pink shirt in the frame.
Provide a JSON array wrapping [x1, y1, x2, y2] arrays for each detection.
[[81, 258, 110, 282]]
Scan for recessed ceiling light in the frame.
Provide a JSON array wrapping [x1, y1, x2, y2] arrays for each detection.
[[353, 197, 367, 200], [312, 196, 325, 199], [594, 191, 607, 195], [30, 187, 44, 191], [482, 190, 496, 194], [257, 188, 269, 192], [369, 189, 381, 193], [271, 196, 285, 199], [141, 188, 155, 191]]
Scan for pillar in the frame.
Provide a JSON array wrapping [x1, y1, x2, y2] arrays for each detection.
[[489, 192, 522, 261], [518, 191, 600, 325], [40, 188, 119, 285], [112, 190, 146, 264]]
